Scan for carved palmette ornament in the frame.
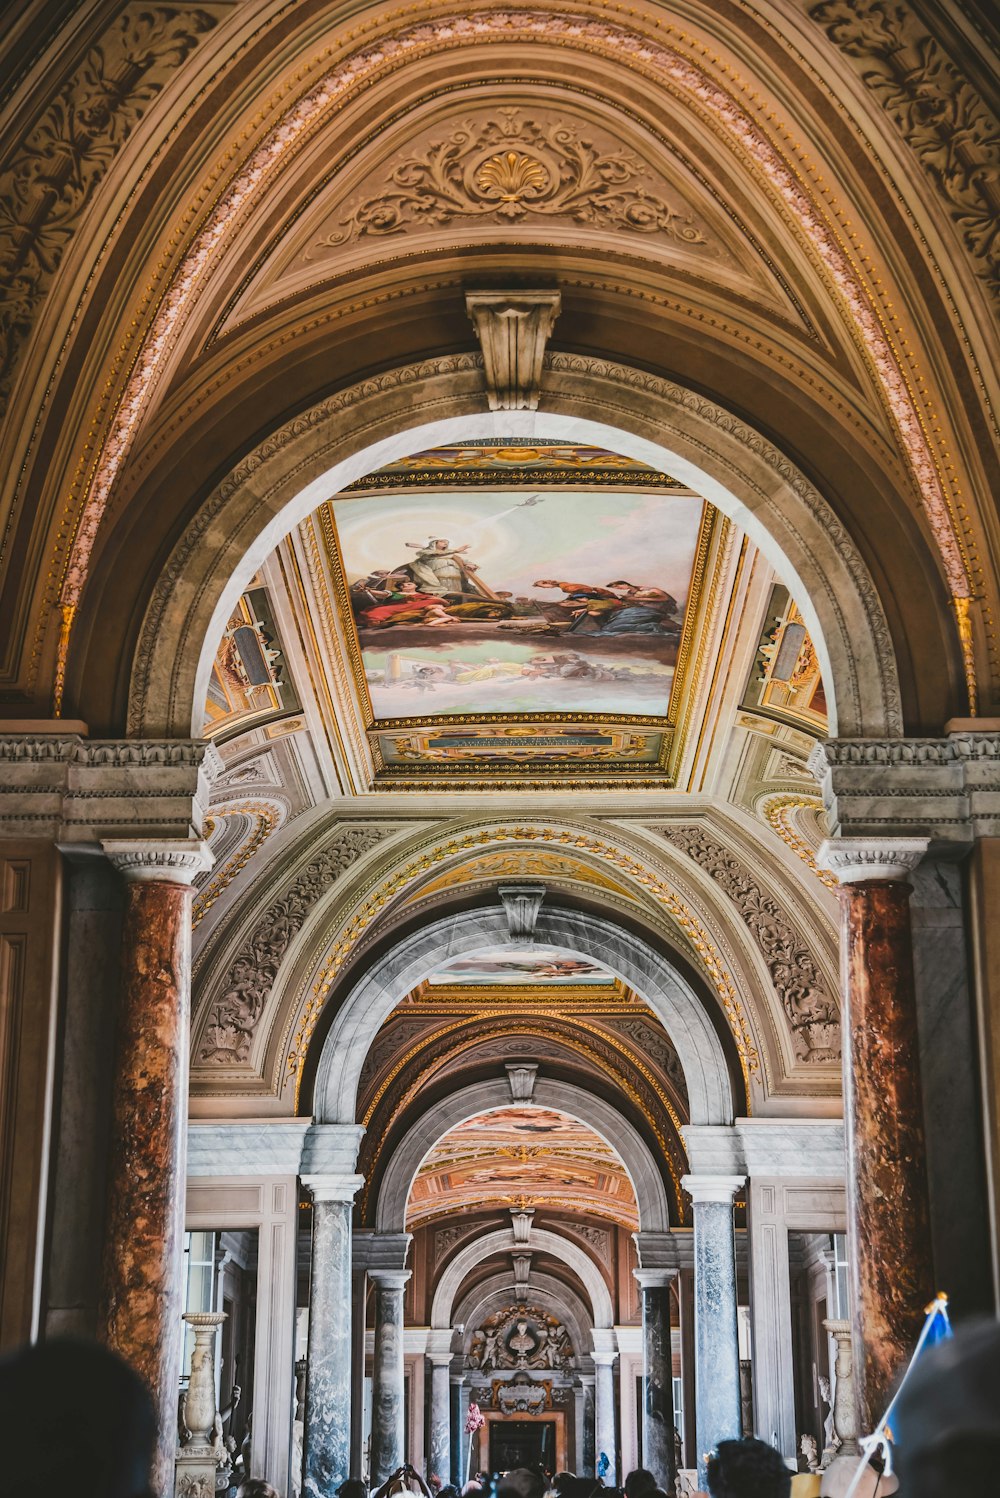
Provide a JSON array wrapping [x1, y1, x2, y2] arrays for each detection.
[[319, 110, 711, 248]]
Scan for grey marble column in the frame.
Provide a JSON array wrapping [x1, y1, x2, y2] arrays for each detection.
[[370, 1268, 410, 1484], [428, 1352, 452, 1486], [593, 1350, 618, 1486], [636, 1270, 677, 1492], [450, 1374, 466, 1486], [682, 1174, 744, 1486], [581, 1373, 596, 1477], [302, 1177, 363, 1498]]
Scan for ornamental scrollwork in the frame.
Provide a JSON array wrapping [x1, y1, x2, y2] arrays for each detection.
[[318, 110, 711, 249], [0, 4, 219, 408], [197, 826, 390, 1065], [810, 0, 1000, 302], [660, 825, 841, 1062]]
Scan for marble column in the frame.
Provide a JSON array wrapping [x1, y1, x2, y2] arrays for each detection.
[[819, 838, 934, 1430], [302, 1177, 364, 1498], [428, 1351, 452, 1486], [99, 838, 212, 1497], [350, 1264, 368, 1480], [581, 1373, 596, 1477], [682, 1174, 744, 1485], [370, 1268, 411, 1484], [593, 1349, 618, 1486], [450, 1374, 466, 1487], [636, 1271, 677, 1492]]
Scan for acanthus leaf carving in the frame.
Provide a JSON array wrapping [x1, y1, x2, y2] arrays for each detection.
[[810, 0, 1000, 302], [660, 825, 841, 1062], [0, 4, 219, 408], [197, 825, 390, 1065]]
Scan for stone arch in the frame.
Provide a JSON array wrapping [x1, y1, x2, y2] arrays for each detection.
[[312, 906, 734, 1128], [129, 360, 902, 741], [454, 1274, 594, 1367], [431, 1228, 614, 1331], [376, 1079, 670, 1234]]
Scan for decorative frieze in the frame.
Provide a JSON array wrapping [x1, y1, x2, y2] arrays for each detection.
[[659, 825, 840, 1062]]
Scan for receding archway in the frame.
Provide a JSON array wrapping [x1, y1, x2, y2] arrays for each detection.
[[377, 1080, 669, 1233], [128, 359, 902, 741], [431, 1227, 614, 1332], [312, 905, 735, 1128]]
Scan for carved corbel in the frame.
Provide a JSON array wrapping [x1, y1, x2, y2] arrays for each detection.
[[466, 290, 561, 410], [498, 883, 545, 944]]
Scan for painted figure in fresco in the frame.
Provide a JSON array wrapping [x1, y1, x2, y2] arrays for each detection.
[[404, 538, 493, 597], [358, 578, 456, 628], [602, 580, 681, 635], [532, 578, 624, 632]]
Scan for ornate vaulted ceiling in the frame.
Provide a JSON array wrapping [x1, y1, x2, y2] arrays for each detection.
[[406, 1107, 640, 1230]]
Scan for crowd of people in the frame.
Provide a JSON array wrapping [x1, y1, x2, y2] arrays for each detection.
[[1, 1321, 999, 1498]]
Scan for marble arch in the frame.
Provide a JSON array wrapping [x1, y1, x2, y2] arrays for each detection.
[[129, 361, 902, 742], [312, 905, 735, 1128], [430, 1227, 615, 1332], [375, 1079, 670, 1234]]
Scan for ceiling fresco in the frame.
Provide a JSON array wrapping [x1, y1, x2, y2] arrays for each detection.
[[427, 947, 613, 985], [331, 487, 706, 718], [203, 585, 300, 739], [406, 1106, 639, 1229], [341, 440, 688, 492]]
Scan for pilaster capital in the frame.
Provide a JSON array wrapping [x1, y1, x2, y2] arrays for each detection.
[[102, 837, 213, 885], [426, 1329, 454, 1361], [816, 836, 929, 884], [681, 1172, 745, 1204]]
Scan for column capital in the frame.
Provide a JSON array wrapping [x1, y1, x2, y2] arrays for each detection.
[[817, 836, 929, 884], [302, 1173, 364, 1204], [368, 1268, 411, 1290], [634, 1267, 677, 1289], [681, 1172, 745, 1203], [102, 837, 213, 885], [590, 1328, 618, 1359], [591, 1350, 617, 1366]]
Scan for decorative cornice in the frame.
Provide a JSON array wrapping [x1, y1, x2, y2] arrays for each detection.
[[809, 733, 1000, 844], [102, 838, 213, 885], [0, 734, 219, 841], [816, 836, 929, 884]]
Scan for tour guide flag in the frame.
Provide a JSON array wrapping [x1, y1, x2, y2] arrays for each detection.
[[465, 1401, 485, 1483], [843, 1292, 953, 1498]]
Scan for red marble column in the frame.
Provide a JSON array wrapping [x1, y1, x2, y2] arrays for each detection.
[[100, 841, 211, 1497], [825, 841, 934, 1431]]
